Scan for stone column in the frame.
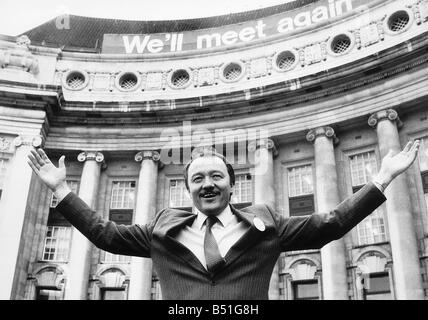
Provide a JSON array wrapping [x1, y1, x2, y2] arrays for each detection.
[[128, 151, 160, 300], [368, 109, 424, 299], [0, 135, 43, 299], [248, 138, 279, 300], [64, 151, 104, 300], [306, 126, 348, 300]]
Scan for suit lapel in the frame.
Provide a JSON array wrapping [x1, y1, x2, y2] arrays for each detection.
[[156, 205, 271, 277], [157, 210, 209, 275], [220, 205, 266, 271]]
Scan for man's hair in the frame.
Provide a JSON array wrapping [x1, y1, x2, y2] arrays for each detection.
[[183, 146, 235, 190]]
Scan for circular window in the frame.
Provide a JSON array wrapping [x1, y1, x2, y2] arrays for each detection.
[[170, 69, 190, 88], [331, 34, 352, 55], [223, 63, 243, 81], [388, 11, 410, 33], [276, 51, 297, 71], [65, 71, 86, 90], [118, 72, 138, 91]]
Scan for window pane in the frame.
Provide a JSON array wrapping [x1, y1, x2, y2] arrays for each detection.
[[231, 174, 252, 204], [367, 273, 390, 293], [364, 273, 391, 300], [169, 179, 192, 208], [36, 289, 62, 300], [102, 289, 126, 300], [102, 251, 131, 263], [349, 152, 377, 186], [350, 152, 387, 245], [292, 280, 319, 300], [110, 181, 135, 209], [42, 226, 71, 261], [357, 209, 387, 245], [288, 165, 313, 197]]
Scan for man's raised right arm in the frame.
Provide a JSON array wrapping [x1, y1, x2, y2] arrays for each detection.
[[27, 148, 155, 257]]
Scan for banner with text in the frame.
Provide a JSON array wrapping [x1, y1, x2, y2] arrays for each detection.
[[102, 0, 373, 54]]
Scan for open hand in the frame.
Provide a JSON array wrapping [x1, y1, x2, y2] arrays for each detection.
[[27, 148, 66, 192], [376, 140, 421, 185]]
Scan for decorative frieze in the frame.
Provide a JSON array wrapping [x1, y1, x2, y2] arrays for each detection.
[[298, 41, 328, 67], [249, 57, 268, 79], [91, 73, 111, 91], [144, 72, 163, 91], [415, 0, 428, 24], [355, 21, 385, 49], [0, 137, 11, 152], [195, 67, 216, 87]]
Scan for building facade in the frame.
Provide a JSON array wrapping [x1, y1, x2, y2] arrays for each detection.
[[0, 0, 428, 300]]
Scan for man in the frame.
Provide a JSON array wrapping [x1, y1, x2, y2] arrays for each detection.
[[27, 140, 420, 299]]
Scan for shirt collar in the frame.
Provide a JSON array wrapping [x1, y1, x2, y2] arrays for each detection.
[[194, 205, 234, 230]]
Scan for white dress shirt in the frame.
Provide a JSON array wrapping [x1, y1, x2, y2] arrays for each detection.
[[175, 206, 248, 270]]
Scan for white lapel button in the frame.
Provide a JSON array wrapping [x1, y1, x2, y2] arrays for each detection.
[[253, 217, 265, 231]]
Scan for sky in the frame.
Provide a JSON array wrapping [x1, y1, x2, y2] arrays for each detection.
[[0, 0, 296, 36]]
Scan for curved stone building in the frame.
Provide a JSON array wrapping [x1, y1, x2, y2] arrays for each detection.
[[0, 0, 427, 300]]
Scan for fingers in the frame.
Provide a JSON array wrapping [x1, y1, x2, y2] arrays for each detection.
[[58, 155, 65, 169], [30, 149, 44, 166], [409, 140, 420, 155], [402, 141, 413, 153], [37, 149, 52, 164], [28, 153, 41, 170]]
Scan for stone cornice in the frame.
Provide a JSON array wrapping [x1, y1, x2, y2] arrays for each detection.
[[51, 42, 428, 126], [44, 59, 428, 151]]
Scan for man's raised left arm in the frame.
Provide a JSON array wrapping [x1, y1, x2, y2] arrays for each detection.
[[270, 140, 421, 251]]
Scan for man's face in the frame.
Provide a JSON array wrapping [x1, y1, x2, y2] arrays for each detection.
[[186, 156, 232, 216]]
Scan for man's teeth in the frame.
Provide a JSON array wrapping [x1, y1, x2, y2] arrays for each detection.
[[201, 193, 217, 198]]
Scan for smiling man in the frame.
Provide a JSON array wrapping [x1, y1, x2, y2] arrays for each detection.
[[27, 142, 420, 299]]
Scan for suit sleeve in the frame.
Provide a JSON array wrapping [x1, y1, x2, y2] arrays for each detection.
[[56, 192, 162, 257], [268, 182, 386, 251]]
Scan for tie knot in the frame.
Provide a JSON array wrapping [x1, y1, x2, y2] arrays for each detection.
[[205, 216, 219, 229]]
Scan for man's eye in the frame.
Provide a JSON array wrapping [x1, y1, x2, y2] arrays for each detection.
[[193, 177, 202, 183], [212, 175, 222, 180]]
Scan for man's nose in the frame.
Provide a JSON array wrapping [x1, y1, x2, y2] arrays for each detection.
[[202, 177, 214, 188]]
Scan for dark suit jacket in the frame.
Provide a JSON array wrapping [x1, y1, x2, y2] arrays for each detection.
[[56, 182, 386, 300]]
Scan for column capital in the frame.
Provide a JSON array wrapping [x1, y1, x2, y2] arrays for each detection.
[[247, 138, 278, 156], [77, 151, 105, 163], [306, 126, 339, 145], [13, 134, 43, 148], [368, 109, 403, 129], [134, 150, 161, 162], [0, 136, 12, 152]]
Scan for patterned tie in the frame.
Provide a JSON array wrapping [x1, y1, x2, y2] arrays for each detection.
[[204, 216, 225, 273]]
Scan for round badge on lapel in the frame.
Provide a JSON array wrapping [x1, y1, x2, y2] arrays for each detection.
[[253, 217, 265, 232]]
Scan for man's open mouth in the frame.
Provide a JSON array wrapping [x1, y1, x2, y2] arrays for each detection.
[[200, 192, 218, 198]]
